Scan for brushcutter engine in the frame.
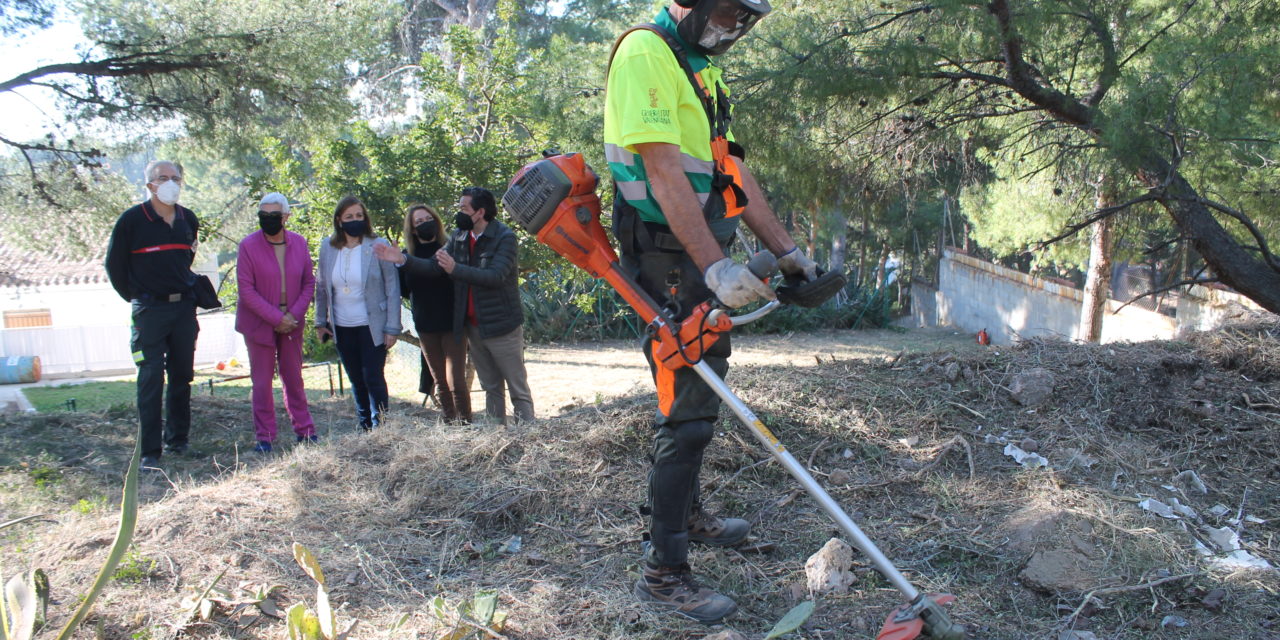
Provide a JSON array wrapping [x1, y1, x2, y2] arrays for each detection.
[[503, 152, 617, 279]]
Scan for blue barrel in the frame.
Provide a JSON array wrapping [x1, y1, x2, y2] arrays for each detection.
[[0, 356, 41, 384]]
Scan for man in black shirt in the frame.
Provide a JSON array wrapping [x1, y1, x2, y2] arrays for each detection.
[[105, 160, 201, 469]]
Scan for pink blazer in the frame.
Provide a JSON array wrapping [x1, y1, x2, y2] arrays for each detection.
[[235, 230, 316, 345]]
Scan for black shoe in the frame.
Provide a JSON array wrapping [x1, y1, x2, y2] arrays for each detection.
[[296, 434, 319, 444], [164, 442, 189, 455], [139, 455, 161, 471], [253, 441, 273, 453]]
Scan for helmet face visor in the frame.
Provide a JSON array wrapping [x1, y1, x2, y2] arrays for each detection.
[[678, 0, 772, 56]]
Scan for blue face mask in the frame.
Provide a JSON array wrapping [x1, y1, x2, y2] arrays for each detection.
[[341, 219, 367, 237]]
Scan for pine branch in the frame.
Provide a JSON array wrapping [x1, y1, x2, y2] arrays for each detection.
[[1033, 193, 1160, 249]]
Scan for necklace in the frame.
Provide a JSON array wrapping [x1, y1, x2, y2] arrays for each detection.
[[339, 246, 354, 294]]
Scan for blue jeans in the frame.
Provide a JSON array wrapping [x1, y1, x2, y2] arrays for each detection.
[[334, 325, 388, 428]]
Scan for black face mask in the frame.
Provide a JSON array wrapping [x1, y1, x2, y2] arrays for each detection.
[[676, 0, 771, 56], [453, 211, 475, 232], [258, 212, 284, 236], [415, 219, 439, 241], [341, 219, 368, 237]]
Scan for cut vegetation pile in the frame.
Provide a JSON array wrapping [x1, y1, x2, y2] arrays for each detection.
[[1, 319, 1277, 639]]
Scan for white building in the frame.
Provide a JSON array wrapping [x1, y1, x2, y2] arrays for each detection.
[[0, 244, 242, 378]]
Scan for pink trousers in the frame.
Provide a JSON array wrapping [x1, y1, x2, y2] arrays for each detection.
[[246, 331, 315, 442]]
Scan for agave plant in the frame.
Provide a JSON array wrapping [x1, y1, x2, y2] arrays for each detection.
[[1, 441, 140, 640]]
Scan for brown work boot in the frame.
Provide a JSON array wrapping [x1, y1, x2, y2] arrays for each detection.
[[634, 562, 737, 624], [688, 504, 750, 547]]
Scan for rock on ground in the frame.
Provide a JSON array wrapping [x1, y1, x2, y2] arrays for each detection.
[[805, 537, 856, 594], [1020, 549, 1100, 593], [1009, 368, 1055, 407]]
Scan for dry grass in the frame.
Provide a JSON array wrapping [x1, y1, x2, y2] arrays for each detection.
[[1, 325, 1278, 640]]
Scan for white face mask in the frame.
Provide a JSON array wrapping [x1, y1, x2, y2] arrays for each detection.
[[154, 180, 181, 205]]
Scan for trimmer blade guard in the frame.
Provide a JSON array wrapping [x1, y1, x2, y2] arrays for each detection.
[[877, 593, 964, 640], [776, 269, 847, 308]]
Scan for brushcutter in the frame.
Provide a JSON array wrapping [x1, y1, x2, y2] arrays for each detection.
[[502, 152, 966, 640]]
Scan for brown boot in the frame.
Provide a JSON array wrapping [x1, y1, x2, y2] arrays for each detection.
[[634, 562, 737, 624], [688, 504, 750, 548]]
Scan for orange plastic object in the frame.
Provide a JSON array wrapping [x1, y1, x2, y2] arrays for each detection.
[[876, 594, 957, 640]]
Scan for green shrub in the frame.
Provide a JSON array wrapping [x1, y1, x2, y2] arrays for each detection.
[[520, 264, 896, 342]]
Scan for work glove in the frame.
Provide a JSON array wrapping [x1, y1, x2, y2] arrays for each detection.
[[775, 247, 847, 308], [777, 247, 819, 282], [704, 257, 777, 309]]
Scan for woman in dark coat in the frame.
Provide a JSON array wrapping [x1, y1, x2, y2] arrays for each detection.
[[398, 203, 470, 422]]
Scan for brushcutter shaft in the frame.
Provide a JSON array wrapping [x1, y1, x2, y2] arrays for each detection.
[[690, 360, 921, 601]]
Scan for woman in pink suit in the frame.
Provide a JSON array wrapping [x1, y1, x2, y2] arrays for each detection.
[[235, 193, 317, 452]]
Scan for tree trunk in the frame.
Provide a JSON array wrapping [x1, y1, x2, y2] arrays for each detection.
[[857, 205, 870, 285], [830, 199, 848, 274], [1136, 155, 1280, 313], [1078, 183, 1114, 342]]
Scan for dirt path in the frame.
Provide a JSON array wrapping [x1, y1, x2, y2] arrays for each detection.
[[521, 327, 977, 416]]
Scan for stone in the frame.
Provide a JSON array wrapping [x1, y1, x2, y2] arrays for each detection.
[[1020, 437, 1040, 453], [704, 631, 748, 640], [1019, 550, 1098, 593], [1009, 368, 1055, 407], [944, 361, 961, 382], [1000, 505, 1068, 554], [805, 538, 856, 595], [1201, 588, 1227, 611], [828, 469, 852, 485], [1058, 632, 1098, 640]]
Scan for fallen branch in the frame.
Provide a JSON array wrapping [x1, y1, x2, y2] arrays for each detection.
[[1063, 572, 1201, 627], [913, 436, 975, 480], [945, 400, 986, 420]]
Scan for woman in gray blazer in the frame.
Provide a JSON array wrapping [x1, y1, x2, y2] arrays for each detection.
[[315, 195, 401, 430]]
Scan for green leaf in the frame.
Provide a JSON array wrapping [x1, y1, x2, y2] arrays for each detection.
[[764, 601, 816, 639], [470, 590, 498, 626], [388, 612, 410, 632], [4, 574, 36, 640], [316, 585, 336, 640], [28, 571, 47, 630], [429, 595, 450, 622], [292, 543, 326, 587], [286, 603, 307, 640], [179, 566, 227, 625], [53, 439, 141, 640], [300, 612, 323, 640]]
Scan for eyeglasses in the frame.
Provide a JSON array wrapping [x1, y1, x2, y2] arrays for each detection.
[[257, 210, 284, 218]]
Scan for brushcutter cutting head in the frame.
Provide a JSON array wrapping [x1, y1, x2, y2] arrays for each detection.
[[877, 593, 966, 640]]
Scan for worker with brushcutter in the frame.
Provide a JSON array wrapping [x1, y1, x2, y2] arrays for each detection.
[[604, 0, 841, 623]]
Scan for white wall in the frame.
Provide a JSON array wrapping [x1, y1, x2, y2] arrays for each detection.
[[910, 249, 1257, 345], [0, 283, 132, 327]]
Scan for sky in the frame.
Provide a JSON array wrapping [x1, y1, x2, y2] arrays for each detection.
[[0, 16, 89, 141]]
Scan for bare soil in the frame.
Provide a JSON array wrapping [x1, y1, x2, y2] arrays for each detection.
[[1, 324, 1277, 640]]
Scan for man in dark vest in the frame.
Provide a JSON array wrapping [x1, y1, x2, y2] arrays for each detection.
[[105, 160, 201, 470]]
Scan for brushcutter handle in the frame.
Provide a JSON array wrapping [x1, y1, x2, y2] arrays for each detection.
[[707, 250, 782, 325]]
